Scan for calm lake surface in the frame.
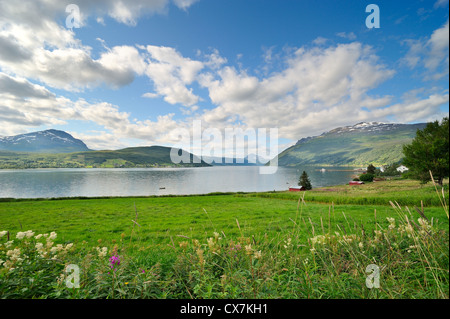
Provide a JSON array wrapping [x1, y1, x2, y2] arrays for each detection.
[[0, 166, 358, 199]]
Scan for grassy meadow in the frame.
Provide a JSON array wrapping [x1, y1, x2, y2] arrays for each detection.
[[0, 179, 448, 299]]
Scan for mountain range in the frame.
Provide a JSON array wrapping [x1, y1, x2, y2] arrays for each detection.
[[0, 129, 90, 153], [277, 121, 427, 167], [0, 121, 426, 168]]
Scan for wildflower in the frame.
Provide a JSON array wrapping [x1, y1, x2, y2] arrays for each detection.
[[109, 255, 121, 269], [253, 250, 262, 259], [374, 230, 383, 242], [417, 218, 432, 234], [35, 234, 43, 240], [245, 244, 252, 255], [196, 249, 205, 265], [35, 242, 46, 257], [342, 234, 357, 244], [96, 247, 108, 257], [387, 217, 396, 230], [310, 235, 328, 246], [16, 230, 35, 239], [417, 218, 428, 227], [404, 224, 414, 234], [16, 232, 26, 240], [0, 231, 8, 238], [4, 240, 14, 248], [207, 237, 215, 249], [213, 232, 221, 240], [6, 248, 22, 263], [284, 238, 292, 249], [50, 244, 65, 254], [358, 242, 364, 249], [179, 241, 188, 249], [48, 232, 57, 241]]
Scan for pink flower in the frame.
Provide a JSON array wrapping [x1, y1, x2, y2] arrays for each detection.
[[109, 255, 120, 270]]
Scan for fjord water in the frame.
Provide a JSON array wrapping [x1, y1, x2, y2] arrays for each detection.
[[0, 166, 357, 199]]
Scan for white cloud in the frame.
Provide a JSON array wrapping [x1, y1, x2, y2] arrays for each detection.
[[401, 20, 449, 79], [172, 0, 200, 10], [434, 0, 449, 8], [197, 42, 398, 139], [0, 9, 145, 91], [0, 0, 198, 91], [68, 131, 128, 150], [425, 20, 449, 71], [142, 92, 160, 99], [312, 37, 328, 46], [144, 45, 204, 106], [336, 32, 357, 40], [372, 92, 449, 122]]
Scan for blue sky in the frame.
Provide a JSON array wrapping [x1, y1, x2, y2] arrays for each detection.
[[0, 0, 448, 154]]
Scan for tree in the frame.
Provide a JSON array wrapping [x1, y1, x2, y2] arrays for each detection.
[[359, 173, 374, 182], [298, 171, 312, 190], [367, 164, 376, 175], [378, 163, 401, 177], [402, 117, 449, 186]]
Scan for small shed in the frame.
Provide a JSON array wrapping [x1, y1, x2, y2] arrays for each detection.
[[349, 181, 364, 185], [289, 186, 305, 191]]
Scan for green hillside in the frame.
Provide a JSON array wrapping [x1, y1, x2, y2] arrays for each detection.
[[0, 146, 210, 169], [277, 122, 427, 167]]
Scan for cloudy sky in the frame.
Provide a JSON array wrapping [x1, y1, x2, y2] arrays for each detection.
[[0, 0, 448, 154]]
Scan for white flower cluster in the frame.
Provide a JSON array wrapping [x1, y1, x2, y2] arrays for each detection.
[[0, 230, 74, 270], [307, 216, 437, 255], [16, 230, 35, 240], [96, 246, 108, 257], [283, 238, 292, 249]]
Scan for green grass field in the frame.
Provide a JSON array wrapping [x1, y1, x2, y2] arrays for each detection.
[[0, 179, 448, 299]]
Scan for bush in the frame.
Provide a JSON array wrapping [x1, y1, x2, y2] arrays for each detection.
[[359, 173, 374, 182]]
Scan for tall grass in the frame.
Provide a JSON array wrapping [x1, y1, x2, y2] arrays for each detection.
[[168, 190, 448, 298]]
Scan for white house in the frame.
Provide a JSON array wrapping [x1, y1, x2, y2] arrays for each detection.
[[396, 165, 409, 173]]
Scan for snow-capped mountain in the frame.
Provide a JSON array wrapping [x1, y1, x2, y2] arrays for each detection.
[[0, 129, 90, 153], [326, 122, 402, 135], [278, 121, 428, 166]]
